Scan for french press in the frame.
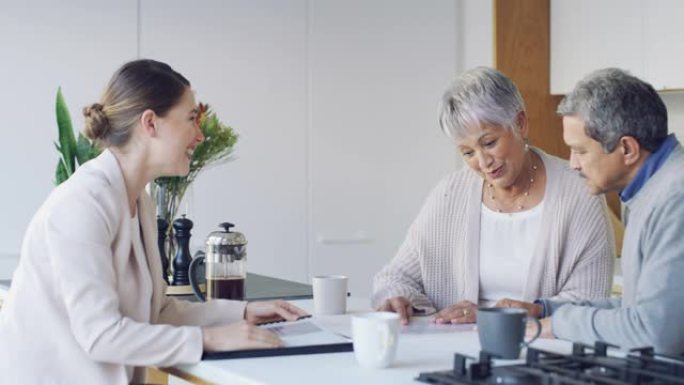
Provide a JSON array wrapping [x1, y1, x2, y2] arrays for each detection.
[[189, 222, 247, 301]]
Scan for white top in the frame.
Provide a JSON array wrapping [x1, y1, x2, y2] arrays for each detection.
[[478, 201, 544, 307]]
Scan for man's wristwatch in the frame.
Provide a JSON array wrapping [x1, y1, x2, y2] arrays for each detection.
[[533, 299, 547, 318]]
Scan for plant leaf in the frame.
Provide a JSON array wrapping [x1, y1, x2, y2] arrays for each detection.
[[55, 159, 68, 186], [76, 133, 100, 165], [56, 87, 77, 174]]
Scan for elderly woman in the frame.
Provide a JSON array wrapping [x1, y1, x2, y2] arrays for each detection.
[[372, 67, 614, 325]]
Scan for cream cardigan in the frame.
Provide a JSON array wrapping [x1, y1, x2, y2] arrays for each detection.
[[372, 149, 615, 313]]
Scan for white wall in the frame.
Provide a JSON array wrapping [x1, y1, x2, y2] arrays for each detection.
[[9, 1, 681, 292], [0, 0, 138, 278], [307, 1, 459, 295], [139, 0, 312, 284], [458, 0, 493, 71], [1, 1, 489, 293]]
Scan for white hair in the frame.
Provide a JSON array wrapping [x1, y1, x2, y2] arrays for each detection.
[[439, 67, 525, 139]]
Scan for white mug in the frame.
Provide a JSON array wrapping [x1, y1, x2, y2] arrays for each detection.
[[351, 312, 400, 369], [312, 275, 348, 315]]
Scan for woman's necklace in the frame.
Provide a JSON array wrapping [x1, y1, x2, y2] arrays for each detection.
[[487, 158, 538, 213]]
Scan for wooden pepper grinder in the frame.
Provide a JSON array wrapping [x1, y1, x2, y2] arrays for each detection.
[[157, 216, 169, 284], [172, 214, 193, 286]]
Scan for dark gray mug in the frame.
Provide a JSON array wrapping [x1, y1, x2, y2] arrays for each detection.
[[477, 307, 541, 359]]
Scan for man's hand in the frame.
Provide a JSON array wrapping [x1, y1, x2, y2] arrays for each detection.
[[432, 301, 477, 324], [244, 300, 308, 325], [495, 298, 543, 318], [376, 296, 413, 325]]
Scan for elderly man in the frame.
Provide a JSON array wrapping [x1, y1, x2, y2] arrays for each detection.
[[534, 68, 684, 355]]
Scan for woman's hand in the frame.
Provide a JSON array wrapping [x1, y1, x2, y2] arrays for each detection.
[[244, 300, 308, 325], [495, 298, 543, 318], [432, 301, 477, 324], [375, 296, 413, 325], [202, 321, 282, 352]]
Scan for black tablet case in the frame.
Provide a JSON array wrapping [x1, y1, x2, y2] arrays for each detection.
[[202, 341, 353, 360]]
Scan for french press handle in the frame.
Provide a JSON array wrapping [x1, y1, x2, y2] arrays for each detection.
[[188, 251, 206, 302]]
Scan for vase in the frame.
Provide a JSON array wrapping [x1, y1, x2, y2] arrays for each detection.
[[154, 183, 192, 284]]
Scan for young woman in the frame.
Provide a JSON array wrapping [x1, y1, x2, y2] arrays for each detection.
[[0, 59, 306, 384]]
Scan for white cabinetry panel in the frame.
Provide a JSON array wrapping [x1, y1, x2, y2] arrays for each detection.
[[643, 0, 684, 91], [552, 0, 684, 94], [551, 0, 643, 95], [308, 0, 458, 296]]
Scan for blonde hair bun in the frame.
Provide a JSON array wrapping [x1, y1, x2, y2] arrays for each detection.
[[83, 103, 110, 141]]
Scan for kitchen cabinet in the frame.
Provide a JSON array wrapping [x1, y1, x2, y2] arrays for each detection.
[[551, 0, 684, 94], [643, 0, 684, 91], [307, 0, 457, 295]]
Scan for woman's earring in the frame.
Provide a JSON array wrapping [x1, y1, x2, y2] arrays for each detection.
[[524, 137, 529, 151]]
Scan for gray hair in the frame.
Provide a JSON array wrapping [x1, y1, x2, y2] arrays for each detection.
[[557, 68, 668, 152], [439, 67, 526, 139]]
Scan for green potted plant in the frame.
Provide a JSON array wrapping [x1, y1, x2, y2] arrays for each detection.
[[53, 88, 101, 185]]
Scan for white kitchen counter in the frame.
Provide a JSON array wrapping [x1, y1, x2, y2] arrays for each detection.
[[164, 298, 573, 385]]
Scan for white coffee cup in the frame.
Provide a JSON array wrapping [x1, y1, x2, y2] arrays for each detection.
[[312, 275, 348, 315], [351, 312, 400, 369]]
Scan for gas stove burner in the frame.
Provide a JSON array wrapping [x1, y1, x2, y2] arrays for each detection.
[[487, 370, 538, 385], [416, 342, 684, 385]]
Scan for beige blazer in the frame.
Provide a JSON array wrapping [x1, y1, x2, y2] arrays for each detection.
[[0, 150, 246, 384]]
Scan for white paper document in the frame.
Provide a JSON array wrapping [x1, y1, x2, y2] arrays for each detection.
[[261, 320, 351, 347], [401, 316, 476, 335]]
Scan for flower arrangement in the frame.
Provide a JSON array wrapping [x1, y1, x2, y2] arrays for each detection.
[[53, 89, 239, 221], [153, 103, 239, 222]]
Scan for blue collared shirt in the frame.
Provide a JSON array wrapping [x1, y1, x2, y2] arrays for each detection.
[[620, 134, 679, 202]]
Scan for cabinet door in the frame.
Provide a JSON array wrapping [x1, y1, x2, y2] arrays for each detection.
[[550, 0, 644, 94], [309, 0, 458, 296], [0, 0, 137, 256], [140, 0, 310, 283], [643, 0, 684, 90]]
